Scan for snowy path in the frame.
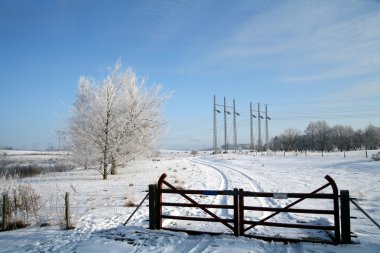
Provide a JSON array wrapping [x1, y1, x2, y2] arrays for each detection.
[[1, 152, 380, 252], [189, 157, 264, 219], [189, 156, 335, 241]]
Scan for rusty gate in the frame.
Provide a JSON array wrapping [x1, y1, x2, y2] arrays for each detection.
[[148, 173, 351, 244]]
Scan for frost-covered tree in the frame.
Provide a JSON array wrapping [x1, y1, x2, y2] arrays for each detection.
[[330, 125, 354, 151], [306, 120, 331, 155], [280, 128, 301, 151], [68, 62, 167, 179], [364, 124, 380, 149]]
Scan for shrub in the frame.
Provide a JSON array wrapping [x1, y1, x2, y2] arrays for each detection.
[[125, 199, 135, 207], [0, 161, 74, 178], [372, 152, 380, 161], [1, 182, 42, 231]]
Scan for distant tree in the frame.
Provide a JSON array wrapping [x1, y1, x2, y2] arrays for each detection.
[[270, 136, 282, 151], [190, 150, 198, 156], [297, 134, 311, 151], [309, 120, 331, 155], [280, 128, 301, 151], [364, 124, 380, 149], [68, 61, 167, 179], [353, 129, 365, 149], [330, 125, 354, 151], [305, 121, 317, 151]]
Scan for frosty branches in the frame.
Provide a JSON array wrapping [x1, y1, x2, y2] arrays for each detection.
[[68, 62, 168, 179]]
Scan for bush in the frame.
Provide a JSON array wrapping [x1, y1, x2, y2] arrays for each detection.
[[372, 152, 380, 161], [1, 182, 42, 231], [125, 199, 135, 207], [0, 161, 74, 178]]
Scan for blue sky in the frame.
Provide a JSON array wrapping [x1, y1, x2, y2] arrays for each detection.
[[1, 0, 380, 150]]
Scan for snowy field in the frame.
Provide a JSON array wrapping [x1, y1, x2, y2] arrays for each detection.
[[0, 150, 379, 252]]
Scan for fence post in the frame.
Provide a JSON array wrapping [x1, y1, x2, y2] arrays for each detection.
[[157, 173, 166, 229], [233, 188, 240, 236], [65, 192, 71, 229], [340, 190, 351, 243], [2, 194, 9, 231], [149, 184, 158, 230], [239, 189, 244, 236]]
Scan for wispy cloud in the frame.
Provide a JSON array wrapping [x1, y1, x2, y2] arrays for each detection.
[[207, 0, 380, 83], [341, 80, 380, 99]]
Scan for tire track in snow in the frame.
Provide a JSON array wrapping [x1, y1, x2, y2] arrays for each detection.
[[192, 157, 277, 206], [192, 156, 329, 240], [187, 235, 214, 253], [191, 157, 298, 222], [160, 159, 229, 229], [190, 158, 263, 219], [189, 159, 229, 218]]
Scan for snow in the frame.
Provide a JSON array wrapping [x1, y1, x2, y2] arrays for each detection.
[[1, 151, 380, 252]]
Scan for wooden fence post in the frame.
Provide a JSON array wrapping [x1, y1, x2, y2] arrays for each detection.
[[233, 188, 239, 236], [2, 194, 9, 231], [239, 189, 244, 236], [149, 184, 158, 230], [65, 192, 71, 229], [340, 190, 351, 244], [157, 174, 166, 230]]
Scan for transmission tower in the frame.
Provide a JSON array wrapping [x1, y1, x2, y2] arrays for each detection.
[[224, 97, 228, 154], [213, 95, 217, 154], [233, 99, 237, 153], [265, 104, 271, 150], [250, 102, 256, 151], [257, 103, 262, 151]]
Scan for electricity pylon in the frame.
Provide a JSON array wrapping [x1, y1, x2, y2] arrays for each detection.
[[257, 103, 262, 151]]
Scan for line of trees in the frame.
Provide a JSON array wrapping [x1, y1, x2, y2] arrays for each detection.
[[68, 61, 168, 179], [269, 121, 380, 153]]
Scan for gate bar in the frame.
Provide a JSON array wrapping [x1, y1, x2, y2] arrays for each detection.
[[158, 173, 234, 231], [325, 175, 340, 243], [244, 182, 331, 232]]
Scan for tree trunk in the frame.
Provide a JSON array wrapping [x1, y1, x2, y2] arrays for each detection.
[[103, 164, 108, 180], [111, 157, 118, 175]]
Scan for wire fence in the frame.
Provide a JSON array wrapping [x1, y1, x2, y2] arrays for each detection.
[[0, 188, 142, 231]]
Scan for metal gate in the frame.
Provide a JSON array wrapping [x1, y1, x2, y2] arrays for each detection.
[[148, 173, 351, 244]]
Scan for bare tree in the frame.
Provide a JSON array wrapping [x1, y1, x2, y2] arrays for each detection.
[[330, 125, 354, 151], [280, 128, 301, 151], [68, 62, 167, 179], [311, 120, 331, 155], [364, 124, 380, 149], [305, 121, 317, 151]]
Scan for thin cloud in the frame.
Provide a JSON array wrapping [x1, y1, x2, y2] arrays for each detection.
[[342, 81, 380, 99], [206, 0, 380, 83]]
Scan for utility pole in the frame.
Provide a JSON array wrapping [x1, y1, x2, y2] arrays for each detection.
[[265, 104, 269, 150], [257, 103, 262, 151], [213, 95, 217, 154], [233, 99, 237, 153], [224, 97, 228, 154], [250, 102, 255, 152]]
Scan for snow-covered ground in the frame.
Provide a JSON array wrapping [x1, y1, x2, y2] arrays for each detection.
[[1, 151, 379, 252]]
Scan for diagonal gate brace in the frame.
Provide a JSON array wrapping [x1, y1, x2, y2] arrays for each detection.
[[244, 176, 334, 233], [159, 174, 234, 231]]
